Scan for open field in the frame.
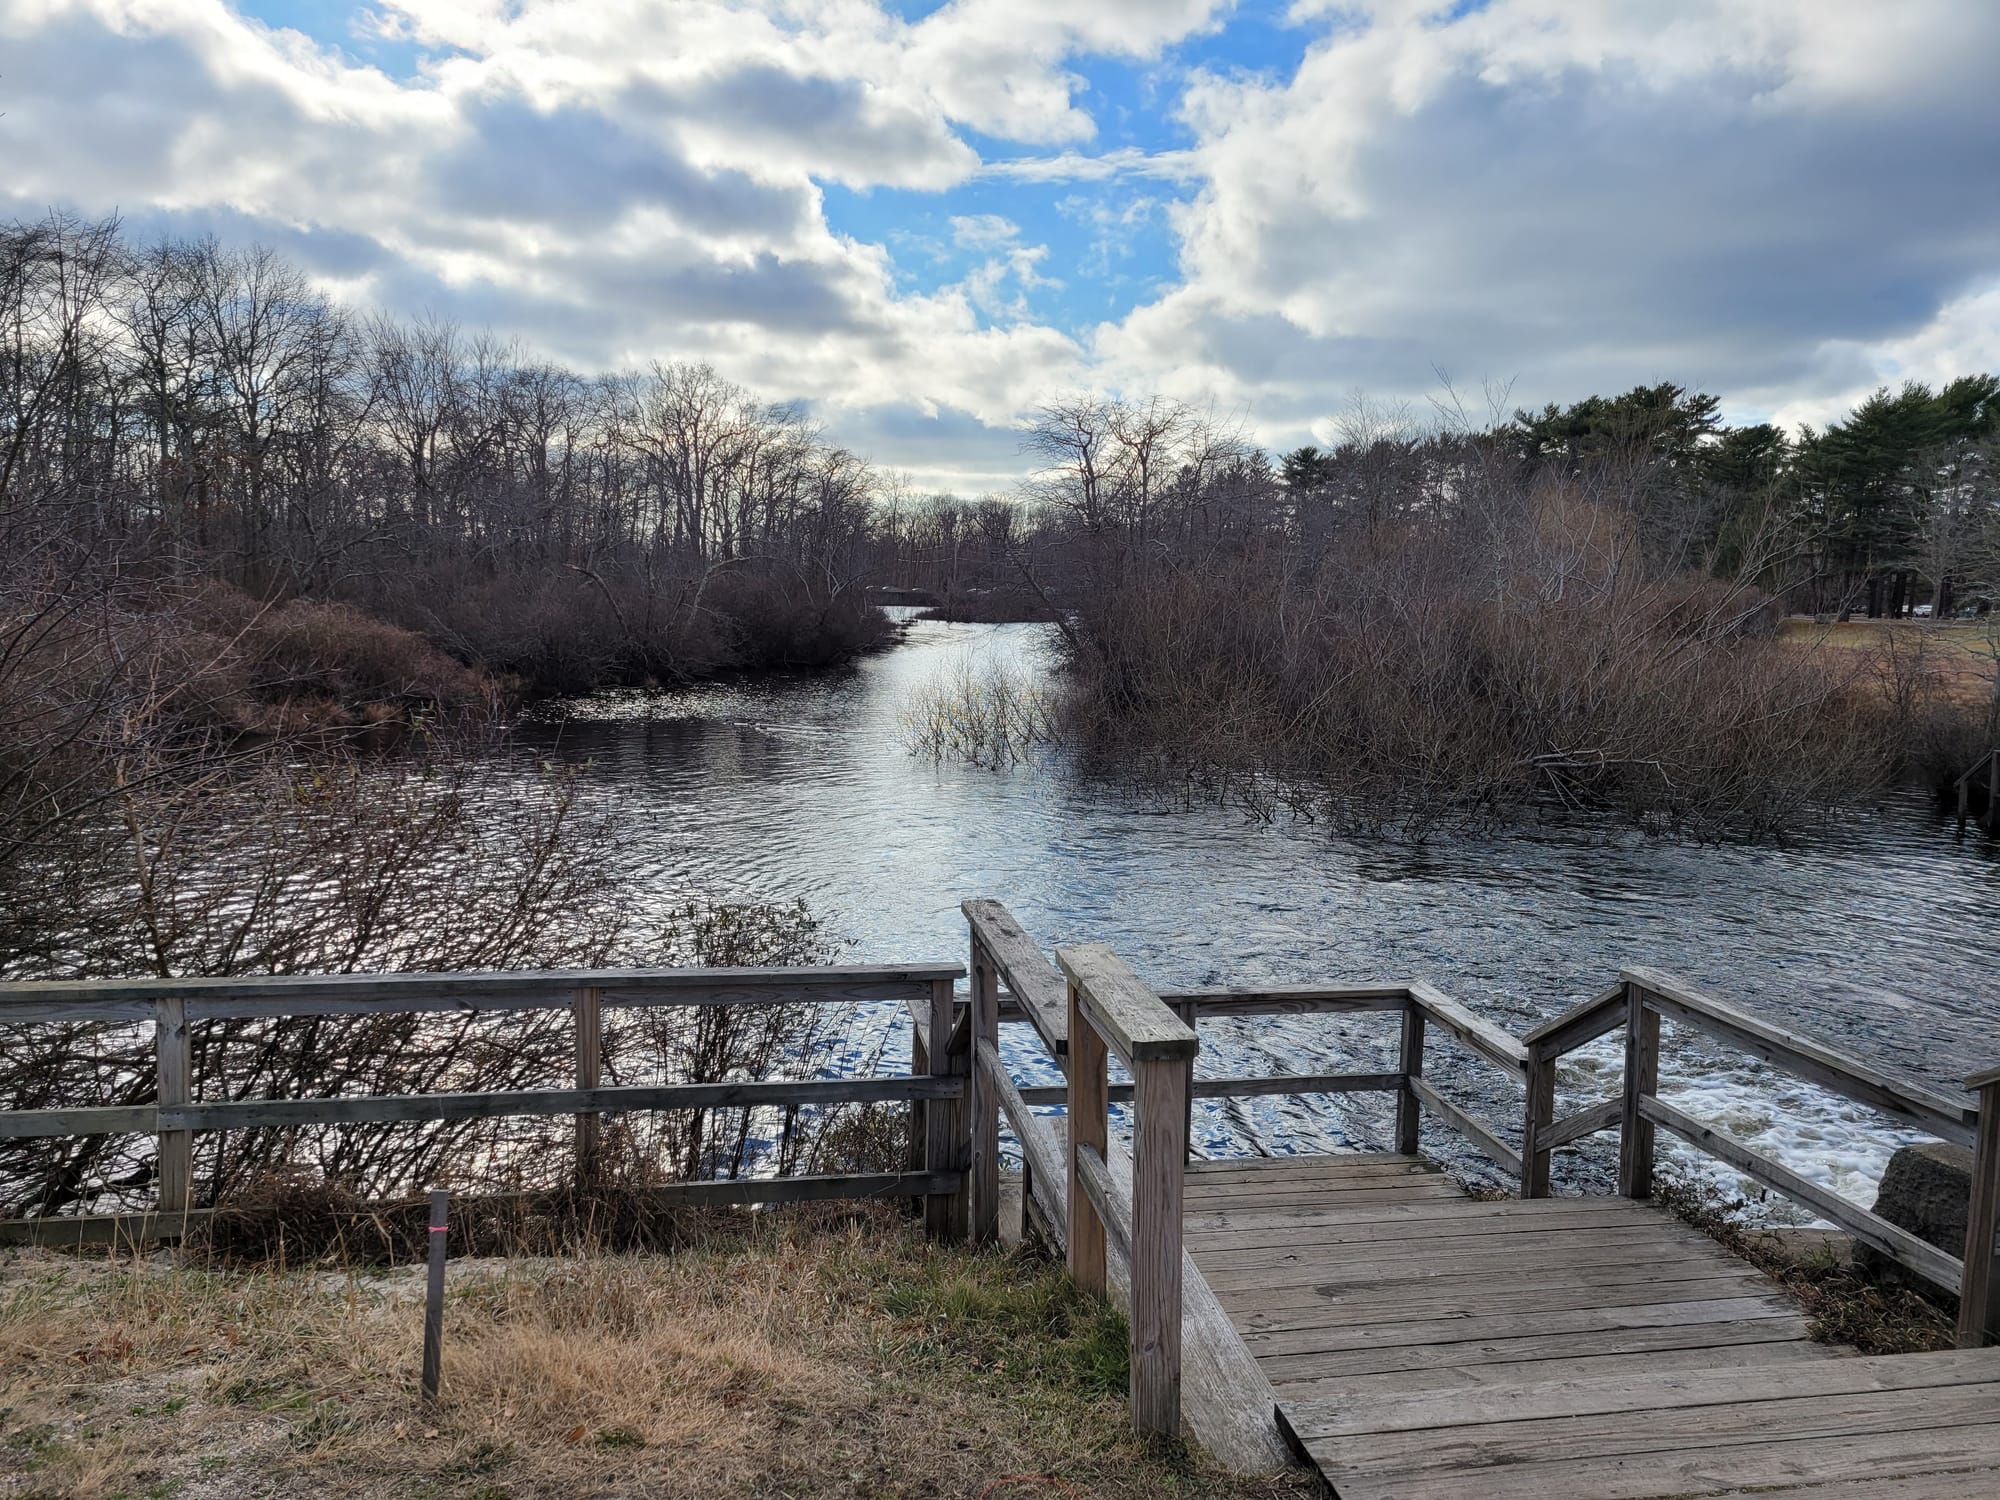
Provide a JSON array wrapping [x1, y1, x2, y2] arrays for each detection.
[[1780, 617, 1999, 709], [0, 1208, 1316, 1500]]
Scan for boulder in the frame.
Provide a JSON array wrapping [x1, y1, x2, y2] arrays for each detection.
[[1856, 1141, 1972, 1283]]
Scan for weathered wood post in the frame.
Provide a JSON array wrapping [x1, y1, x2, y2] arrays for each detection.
[[1395, 999, 1425, 1156], [1130, 1043, 1192, 1437], [155, 997, 192, 1217], [1064, 973, 1109, 1295], [1959, 1066, 2000, 1348], [923, 975, 967, 1239], [1058, 944, 1197, 1440], [968, 937, 1001, 1242], [1520, 1038, 1557, 1199], [1618, 982, 1661, 1199], [573, 985, 603, 1188]]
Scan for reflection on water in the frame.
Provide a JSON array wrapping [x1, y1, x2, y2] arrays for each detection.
[[517, 616, 2000, 1208]]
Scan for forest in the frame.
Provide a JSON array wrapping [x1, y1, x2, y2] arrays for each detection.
[[7, 208, 2000, 996]]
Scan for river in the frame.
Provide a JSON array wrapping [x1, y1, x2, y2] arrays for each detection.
[[519, 614, 2000, 1213]]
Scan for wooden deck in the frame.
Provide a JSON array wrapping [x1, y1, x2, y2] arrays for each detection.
[[1185, 1155, 2000, 1498]]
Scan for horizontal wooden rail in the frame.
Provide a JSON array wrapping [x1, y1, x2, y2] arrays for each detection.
[[1638, 1095, 1962, 1291], [1541, 1097, 1622, 1152], [1406, 982, 1529, 1077], [1410, 1075, 1523, 1176], [963, 900, 1068, 1056], [0, 1075, 964, 1140], [1624, 967, 1975, 1148], [1522, 983, 1627, 1055], [0, 964, 966, 1023], [1073, 1142, 1131, 1255], [1157, 985, 1410, 1018], [0, 1171, 960, 1248], [1015, 1071, 1401, 1108]]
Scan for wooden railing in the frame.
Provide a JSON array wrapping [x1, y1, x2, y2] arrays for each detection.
[[1059, 943, 1197, 1437], [0, 963, 968, 1241]]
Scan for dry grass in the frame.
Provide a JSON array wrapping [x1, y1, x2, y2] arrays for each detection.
[[1652, 1173, 1957, 1357], [1780, 617, 1999, 711], [0, 1208, 1317, 1500]]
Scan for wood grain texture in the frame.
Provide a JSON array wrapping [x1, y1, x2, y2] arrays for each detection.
[[961, 898, 1068, 1055], [1055, 944, 1197, 1063]]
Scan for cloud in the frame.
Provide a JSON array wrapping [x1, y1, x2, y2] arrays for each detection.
[[2, 0, 1997, 493], [1092, 0, 2000, 447]]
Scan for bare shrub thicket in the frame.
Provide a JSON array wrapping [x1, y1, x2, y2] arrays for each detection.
[[1003, 394, 1933, 837], [899, 654, 1061, 768]]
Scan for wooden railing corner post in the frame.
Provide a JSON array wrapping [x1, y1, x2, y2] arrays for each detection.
[[923, 975, 965, 1240], [1958, 1072, 2000, 1348], [968, 937, 1001, 1243], [154, 997, 192, 1218], [1130, 1049, 1191, 1439], [1520, 1038, 1556, 1199], [1617, 980, 1661, 1200], [1064, 973, 1109, 1296], [1395, 994, 1425, 1157]]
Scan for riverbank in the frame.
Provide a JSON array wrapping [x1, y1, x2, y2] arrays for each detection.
[[0, 1207, 1314, 1500]]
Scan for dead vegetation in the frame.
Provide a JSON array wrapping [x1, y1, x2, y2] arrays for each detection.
[[0, 1207, 1319, 1500], [1653, 1172, 1957, 1356]]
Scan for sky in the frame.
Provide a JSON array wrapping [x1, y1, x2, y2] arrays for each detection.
[[5, 0, 2000, 494]]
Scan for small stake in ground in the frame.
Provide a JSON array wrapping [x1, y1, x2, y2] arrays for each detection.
[[421, 1188, 448, 1405]]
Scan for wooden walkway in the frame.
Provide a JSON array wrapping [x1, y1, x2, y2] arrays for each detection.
[[1185, 1155, 2000, 1498]]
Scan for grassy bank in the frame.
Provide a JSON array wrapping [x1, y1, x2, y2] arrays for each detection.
[[0, 1208, 1315, 1500]]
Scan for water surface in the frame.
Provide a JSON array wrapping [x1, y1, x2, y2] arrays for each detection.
[[519, 617, 2000, 1210]]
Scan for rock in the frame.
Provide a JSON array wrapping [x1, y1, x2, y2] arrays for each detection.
[[1856, 1141, 1973, 1283]]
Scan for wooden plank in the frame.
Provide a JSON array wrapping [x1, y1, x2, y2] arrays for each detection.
[[1, 1075, 969, 1140], [1520, 982, 1627, 1054], [1230, 1272, 1777, 1333], [1016, 1070, 1400, 1107], [0, 1171, 961, 1247], [1640, 1095, 1963, 1291], [1627, 966, 1977, 1147], [573, 984, 602, 1186], [1199, 1234, 1729, 1292], [1221, 1261, 1770, 1320], [1324, 1425, 2000, 1500], [1067, 977, 1110, 1295], [968, 937, 1001, 1243], [924, 975, 962, 1239], [1073, 1142, 1132, 1256], [1187, 1198, 1680, 1248], [1257, 1314, 1816, 1383], [1520, 1038, 1557, 1197], [976, 1041, 1067, 1239], [1619, 987, 1660, 1198], [1176, 1184, 1464, 1208], [1129, 1054, 1189, 1436], [1404, 981, 1528, 1077], [1286, 1347, 2000, 1442], [1273, 1339, 1829, 1402], [1158, 986, 1409, 1018], [1055, 944, 1196, 1063], [1396, 1004, 1424, 1155], [1969, 1064, 2000, 1090], [1408, 1076, 1522, 1175], [961, 899, 1067, 1055], [1960, 1079, 1999, 1346], [1239, 1294, 1804, 1359], [155, 997, 191, 1214], [1306, 1381, 2000, 1484], [1543, 1097, 1622, 1151], [1185, 1161, 1445, 1188], [0, 970, 963, 1024], [1184, 1153, 1437, 1178]]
